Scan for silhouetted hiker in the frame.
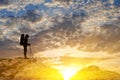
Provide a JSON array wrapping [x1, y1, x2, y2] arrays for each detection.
[[20, 34, 30, 59]]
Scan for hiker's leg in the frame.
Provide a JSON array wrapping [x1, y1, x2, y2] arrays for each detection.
[[25, 48, 27, 58], [24, 46, 27, 58]]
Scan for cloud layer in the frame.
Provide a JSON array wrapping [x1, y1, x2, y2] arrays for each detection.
[[0, 0, 120, 57]]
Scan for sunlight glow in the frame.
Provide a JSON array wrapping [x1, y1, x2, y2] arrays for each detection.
[[59, 66, 79, 80]]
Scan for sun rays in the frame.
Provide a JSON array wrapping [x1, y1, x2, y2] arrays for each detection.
[[57, 66, 80, 80]]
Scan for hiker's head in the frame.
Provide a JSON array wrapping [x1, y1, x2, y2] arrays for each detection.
[[25, 34, 29, 38], [21, 34, 24, 36]]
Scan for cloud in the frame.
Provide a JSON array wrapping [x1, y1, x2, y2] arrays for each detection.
[[0, 0, 120, 57], [60, 57, 111, 66], [113, 0, 120, 7], [0, 0, 9, 5], [79, 18, 120, 53], [94, 57, 120, 73], [32, 16, 120, 54]]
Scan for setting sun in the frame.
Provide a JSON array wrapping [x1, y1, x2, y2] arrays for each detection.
[[59, 66, 79, 80]]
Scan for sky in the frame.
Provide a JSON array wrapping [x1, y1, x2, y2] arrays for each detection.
[[0, 0, 120, 72]]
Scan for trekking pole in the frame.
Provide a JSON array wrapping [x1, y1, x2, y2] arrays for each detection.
[[29, 45, 33, 59]]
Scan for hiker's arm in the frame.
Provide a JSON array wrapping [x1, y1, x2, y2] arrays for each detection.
[[28, 43, 31, 46]]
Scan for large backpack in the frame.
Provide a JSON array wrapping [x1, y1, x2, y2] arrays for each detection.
[[20, 34, 24, 45]]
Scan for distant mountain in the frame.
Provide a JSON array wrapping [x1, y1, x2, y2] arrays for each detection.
[[70, 65, 120, 80]]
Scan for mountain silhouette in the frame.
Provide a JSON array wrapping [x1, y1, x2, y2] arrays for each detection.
[[0, 58, 63, 80], [70, 65, 120, 80]]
